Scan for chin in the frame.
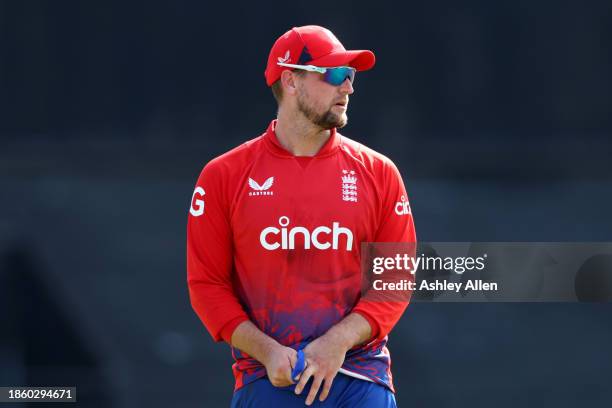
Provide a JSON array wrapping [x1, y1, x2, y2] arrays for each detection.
[[316, 110, 348, 129], [336, 114, 348, 129]]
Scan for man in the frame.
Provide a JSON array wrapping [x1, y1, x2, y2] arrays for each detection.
[[187, 25, 416, 407]]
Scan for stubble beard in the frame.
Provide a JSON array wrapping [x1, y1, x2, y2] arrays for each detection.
[[296, 89, 348, 130]]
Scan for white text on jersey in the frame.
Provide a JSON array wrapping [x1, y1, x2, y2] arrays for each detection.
[[395, 195, 411, 216], [260, 216, 353, 251], [190, 187, 205, 216], [249, 177, 274, 196]]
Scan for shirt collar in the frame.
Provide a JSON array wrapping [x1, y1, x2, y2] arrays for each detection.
[[263, 119, 341, 158]]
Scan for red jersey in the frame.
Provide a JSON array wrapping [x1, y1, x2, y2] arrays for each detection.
[[187, 119, 416, 391]]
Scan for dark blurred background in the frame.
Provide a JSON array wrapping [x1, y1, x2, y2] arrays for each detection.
[[1, 0, 612, 407]]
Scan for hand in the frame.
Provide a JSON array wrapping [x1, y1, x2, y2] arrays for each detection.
[[294, 334, 349, 405], [261, 343, 298, 387]]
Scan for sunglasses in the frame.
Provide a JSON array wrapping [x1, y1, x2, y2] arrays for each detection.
[[277, 62, 356, 86]]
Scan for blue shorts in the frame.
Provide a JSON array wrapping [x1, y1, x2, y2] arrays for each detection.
[[230, 374, 397, 407]]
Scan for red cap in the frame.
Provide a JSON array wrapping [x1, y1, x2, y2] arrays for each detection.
[[264, 25, 376, 86]]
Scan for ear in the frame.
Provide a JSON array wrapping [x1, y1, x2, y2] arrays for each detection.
[[280, 70, 299, 96]]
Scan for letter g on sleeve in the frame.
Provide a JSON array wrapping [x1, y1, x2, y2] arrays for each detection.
[[187, 161, 249, 343], [190, 186, 206, 216]]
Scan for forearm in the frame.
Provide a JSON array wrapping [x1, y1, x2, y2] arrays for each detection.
[[321, 313, 372, 351], [230, 320, 281, 364], [231, 320, 298, 387], [231, 313, 372, 356]]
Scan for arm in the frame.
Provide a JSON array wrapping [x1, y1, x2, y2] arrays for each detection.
[[187, 162, 249, 343], [231, 321, 298, 387], [311, 312, 372, 352], [188, 162, 297, 387], [296, 160, 416, 406], [352, 159, 417, 341]]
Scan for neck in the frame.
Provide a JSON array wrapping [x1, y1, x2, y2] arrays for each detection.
[[274, 106, 332, 157]]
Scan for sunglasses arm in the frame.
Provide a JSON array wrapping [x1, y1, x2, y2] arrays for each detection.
[[277, 62, 327, 74]]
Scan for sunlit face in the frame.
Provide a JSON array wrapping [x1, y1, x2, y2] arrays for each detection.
[[294, 71, 354, 129]]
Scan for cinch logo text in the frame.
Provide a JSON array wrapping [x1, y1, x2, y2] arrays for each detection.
[[260, 216, 354, 251], [395, 195, 411, 216]]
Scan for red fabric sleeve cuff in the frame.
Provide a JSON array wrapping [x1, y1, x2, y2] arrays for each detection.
[[219, 316, 250, 344], [352, 309, 380, 342]]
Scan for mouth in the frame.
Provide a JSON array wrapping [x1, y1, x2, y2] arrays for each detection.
[[334, 101, 348, 108]]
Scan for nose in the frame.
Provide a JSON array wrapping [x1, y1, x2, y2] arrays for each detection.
[[340, 78, 354, 95]]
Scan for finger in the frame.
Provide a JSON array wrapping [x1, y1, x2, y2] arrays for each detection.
[[288, 351, 297, 383], [294, 364, 315, 395], [318, 374, 336, 402], [284, 365, 296, 385], [305, 375, 324, 406]]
